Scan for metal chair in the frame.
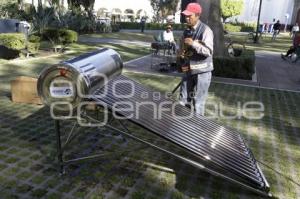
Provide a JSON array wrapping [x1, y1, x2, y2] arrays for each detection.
[[150, 32, 173, 70]]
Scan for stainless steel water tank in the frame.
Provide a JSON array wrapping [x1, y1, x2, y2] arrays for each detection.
[[37, 48, 123, 111]]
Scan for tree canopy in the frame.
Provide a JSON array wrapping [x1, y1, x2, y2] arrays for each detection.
[[67, 0, 95, 15], [150, 0, 179, 22], [221, 0, 244, 22]]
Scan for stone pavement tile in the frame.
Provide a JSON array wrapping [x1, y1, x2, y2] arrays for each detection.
[[256, 51, 300, 91]]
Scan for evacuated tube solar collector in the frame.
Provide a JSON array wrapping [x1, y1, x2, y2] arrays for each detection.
[[37, 48, 123, 111], [37, 48, 271, 197]]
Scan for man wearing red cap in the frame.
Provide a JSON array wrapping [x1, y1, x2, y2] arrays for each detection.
[[179, 2, 214, 116]]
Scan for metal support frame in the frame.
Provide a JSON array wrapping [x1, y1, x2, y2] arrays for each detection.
[[150, 47, 175, 71], [53, 106, 272, 198], [55, 119, 118, 175], [54, 109, 127, 173]]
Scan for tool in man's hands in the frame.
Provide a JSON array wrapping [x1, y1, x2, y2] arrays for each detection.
[[177, 28, 194, 73]]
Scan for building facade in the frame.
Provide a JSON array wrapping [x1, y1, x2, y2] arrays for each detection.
[[292, 0, 300, 24], [234, 0, 295, 25]]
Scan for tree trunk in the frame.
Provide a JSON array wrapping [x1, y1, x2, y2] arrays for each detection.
[[197, 0, 225, 56], [18, 0, 24, 10], [38, 0, 42, 7], [208, 0, 225, 56]]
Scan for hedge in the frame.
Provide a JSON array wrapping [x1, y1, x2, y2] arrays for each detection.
[[0, 33, 26, 50], [60, 29, 78, 44], [111, 24, 120, 32], [42, 28, 78, 45], [224, 24, 242, 32], [224, 22, 256, 33], [28, 35, 41, 43], [27, 42, 40, 54], [213, 49, 255, 80]]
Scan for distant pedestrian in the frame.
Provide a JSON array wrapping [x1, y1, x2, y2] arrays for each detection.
[[269, 18, 276, 33], [140, 17, 146, 33], [272, 20, 281, 40]]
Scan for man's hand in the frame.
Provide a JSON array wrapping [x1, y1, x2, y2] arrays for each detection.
[[181, 66, 190, 72], [184, 38, 194, 46]]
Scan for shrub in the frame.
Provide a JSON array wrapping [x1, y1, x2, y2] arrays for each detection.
[[224, 24, 242, 32], [28, 35, 41, 43], [213, 49, 255, 80], [27, 42, 40, 54], [42, 28, 78, 45], [240, 23, 256, 32], [42, 28, 78, 52], [111, 24, 120, 32], [28, 35, 41, 53], [0, 33, 26, 50], [63, 10, 97, 34], [42, 28, 59, 43], [96, 23, 112, 33], [119, 22, 140, 29], [60, 29, 78, 44], [224, 22, 256, 32]]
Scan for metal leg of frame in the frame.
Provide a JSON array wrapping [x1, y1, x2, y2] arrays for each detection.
[[55, 120, 65, 175], [172, 80, 182, 95]]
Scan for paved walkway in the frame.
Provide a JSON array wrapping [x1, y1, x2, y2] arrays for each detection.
[[255, 51, 300, 91], [79, 35, 300, 92]]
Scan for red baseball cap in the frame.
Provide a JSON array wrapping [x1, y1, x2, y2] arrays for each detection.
[[182, 3, 202, 16]]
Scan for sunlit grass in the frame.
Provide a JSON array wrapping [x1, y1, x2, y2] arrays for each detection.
[[80, 32, 155, 42], [226, 33, 292, 53]]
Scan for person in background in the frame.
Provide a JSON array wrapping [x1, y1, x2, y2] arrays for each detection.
[[178, 2, 214, 116], [290, 23, 299, 39], [163, 25, 176, 54], [140, 16, 146, 33], [270, 18, 276, 33], [272, 20, 281, 40]]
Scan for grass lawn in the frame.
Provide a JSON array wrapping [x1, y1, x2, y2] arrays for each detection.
[[225, 32, 292, 53], [80, 32, 156, 42], [79, 31, 292, 54], [0, 72, 300, 199], [80, 31, 183, 43]]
